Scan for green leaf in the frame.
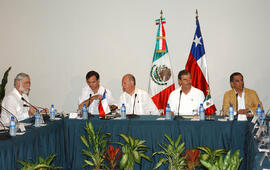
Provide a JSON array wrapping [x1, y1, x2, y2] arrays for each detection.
[[84, 159, 94, 166], [120, 154, 128, 169], [80, 135, 89, 148], [133, 151, 140, 164], [119, 134, 129, 143], [153, 158, 168, 169], [164, 134, 174, 145]]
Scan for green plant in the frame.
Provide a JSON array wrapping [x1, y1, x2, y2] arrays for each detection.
[[80, 121, 111, 170], [0, 66, 11, 105], [18, 154, 62, 170], [200, 150, 242, 170], [152, 134, 186, 170], [116, 133, 152, 170], [104, 144, 122, 170], [184, 149, 200, 170], [197, 146, 227, 165]]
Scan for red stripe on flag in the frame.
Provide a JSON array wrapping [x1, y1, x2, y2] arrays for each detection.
[[98, 101, 105, 117], [152, 84, 175, 115], [205, 105, 216, 116], [185, 53, 209, 96]]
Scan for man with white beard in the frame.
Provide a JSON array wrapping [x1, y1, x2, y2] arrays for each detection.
[[1, 73, 47, 124]]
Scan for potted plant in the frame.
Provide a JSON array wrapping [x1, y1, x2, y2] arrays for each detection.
[[80, 121, 111, 170], [18, 154, 62, 170], [197, 146, 227, 165], [200, 150, 242, 170], [116, 133, 152, 170], [0, 66, 11, 108], [104, 144, 122, 170], [152, 134, 186, 170]]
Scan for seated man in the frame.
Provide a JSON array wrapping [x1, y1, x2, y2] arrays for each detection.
[[1, 73, 48, 124], [168, 70, 204, 115], [119, 74, 159, 115], [222, 72, 263, 117], [78, 71, 116, 114]]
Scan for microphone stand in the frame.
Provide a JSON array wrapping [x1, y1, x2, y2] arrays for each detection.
[[234, 93, 239, 120], [21, 97, 49, 122], [174, 90, 183, 120], [87, 94, 94, 119], [127, 94, 139, 119], [0, 105, 19, 124]]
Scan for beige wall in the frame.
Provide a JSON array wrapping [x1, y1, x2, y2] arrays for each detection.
[[0, 0, 269, 113]]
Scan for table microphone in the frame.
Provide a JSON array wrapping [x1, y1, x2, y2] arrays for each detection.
[[21, 97, 39, 111], [88, 94, 94, 118], [127, 93, 139, 119], [235, 93, 238, 119], [174, 90, 183, 120]]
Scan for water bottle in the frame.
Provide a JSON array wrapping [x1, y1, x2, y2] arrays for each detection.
[[165, 104, 171, 120], [50, 104, 55, 120], [260, 110, 266, 126], [228, 104, 234, 121], [9, 116, 16, 136], [121, 104, 126, 119], [199, 104, 205, 120], [256, 104, 262, 118], [82, 104, 88, 120], [34, 110, 41, 127]]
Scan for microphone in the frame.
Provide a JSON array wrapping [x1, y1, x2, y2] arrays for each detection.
[[235, 93, 238, 113], [21, 97, 39, 111], [88, 94, 94, 118], [0, 105, 18, 124], [174, 90, 183, 120], [23, 104, 45, 110], [127, 93, 139, 119]]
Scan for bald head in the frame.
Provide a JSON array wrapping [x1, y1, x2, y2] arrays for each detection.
[[122, 74, 136, 95]]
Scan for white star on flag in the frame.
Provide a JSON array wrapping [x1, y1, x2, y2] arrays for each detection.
[[193, 35, 202, 47]]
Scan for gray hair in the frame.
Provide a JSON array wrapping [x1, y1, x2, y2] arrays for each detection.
[[14, 73, 30, 87]]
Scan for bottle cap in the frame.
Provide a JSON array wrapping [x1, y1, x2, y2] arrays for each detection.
[[167, 104, 170, 107], [230, 104, 233, 107], [83, 104, 86, 107], [36, 109, 40, 113], [122, 103, 124, 106], [51, 104, 54, 107], [11, 116, 14, 120], [258, 104, 261, 107]]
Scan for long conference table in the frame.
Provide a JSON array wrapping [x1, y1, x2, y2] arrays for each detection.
[[0, 115, 268, 170]]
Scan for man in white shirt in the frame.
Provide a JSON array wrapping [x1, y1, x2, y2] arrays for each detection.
[[168, 70, 204, 115], [119, 74, 159, 115], [1, 73, 47, 124], [78, 71, 116, 115]]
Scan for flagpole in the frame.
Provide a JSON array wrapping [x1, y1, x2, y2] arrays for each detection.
[[196, 9, 198, 20]]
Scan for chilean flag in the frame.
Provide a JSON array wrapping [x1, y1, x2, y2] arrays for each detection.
[[149, 12, 175, 115], [98, 90, 111, 117], [185, 17, 216, 115]]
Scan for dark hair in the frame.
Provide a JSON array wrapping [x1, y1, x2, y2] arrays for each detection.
[[86, 71, 99, 80], [128, 74, 136, 86], [230, 72, 243, 82], [178, 70, 191, 80]]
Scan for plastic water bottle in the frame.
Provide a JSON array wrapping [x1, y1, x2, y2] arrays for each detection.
[[260, 110, 266, 126], [9, 116, 16, 136], [50, 104, 55, 120], [199, 104, 205, 120], [82, 104, 88, 120], [121, 104, 126, 120], [165, 104, 171, 120], [34, 110, 41, 127], [229, 104, 234, 121], [256, 104, 262, 118]]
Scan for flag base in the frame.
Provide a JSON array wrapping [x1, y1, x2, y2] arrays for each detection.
[[126, 114, 140, 119], [88, 113, 95, 119], [205, 115, 215, 121], [173, 115, 184, 121]]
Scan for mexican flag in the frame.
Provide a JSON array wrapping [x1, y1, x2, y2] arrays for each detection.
[[148, 11, 175, 115]]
